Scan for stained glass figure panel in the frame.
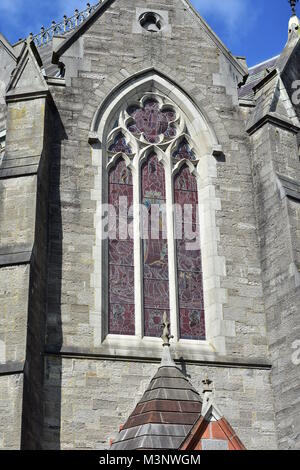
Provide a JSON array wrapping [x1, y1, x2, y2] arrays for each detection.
[[175, 165, 205, 340], [142, 154, 170, 337], [108, 132, 132, 155], [108, 159, 135, 335], [173, 138, 196, 161], [179, 308, 205, 340]]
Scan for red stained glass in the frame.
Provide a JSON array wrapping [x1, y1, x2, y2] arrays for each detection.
[[142, 154, 170, 337], [142, 153, 166, 197], [174, 166, 198, 192], [179, 309, 205, 340], [127, 99, 177, 143], [173, 138, 196, 161], [175, 165, 205, 340], [108, 159, 135, 335], [109, 184, 133, 209], [108, 132, 132, 155]]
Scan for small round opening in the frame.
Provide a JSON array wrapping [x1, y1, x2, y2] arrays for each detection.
[[139, 12, 162, 32]]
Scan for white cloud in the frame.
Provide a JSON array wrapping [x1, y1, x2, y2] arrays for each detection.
[[192, 0, 258, 38], [194, 0, 248, 26]]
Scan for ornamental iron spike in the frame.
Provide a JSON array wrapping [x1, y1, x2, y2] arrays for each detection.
[[289, 0, 299, 16]]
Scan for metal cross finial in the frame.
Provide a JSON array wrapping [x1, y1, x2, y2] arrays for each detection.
[[289, 0, 299, 16], [161, 311, 174, 346]]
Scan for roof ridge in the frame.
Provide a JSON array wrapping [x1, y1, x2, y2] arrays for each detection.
[[249, 54, 280, 71]]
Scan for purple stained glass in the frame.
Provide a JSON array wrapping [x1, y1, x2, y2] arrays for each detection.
[[109, 158, 132, 185], [144, 279, 170, 310], [175, 165, 205, 340], [143, 239, 169, 280], [144, 309, 170, 339], [108, 133, 132, 155], [109, 304, 135, 336], [108, 159, 135, 335], [127, 99, 177, 143], [109, 183, 133, 210], [142, 154, 170, 337], [173, 138, 196, 161]]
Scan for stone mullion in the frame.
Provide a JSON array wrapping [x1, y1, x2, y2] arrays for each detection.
[[133, 152, 143, 338], [165, 159, 179, 342]]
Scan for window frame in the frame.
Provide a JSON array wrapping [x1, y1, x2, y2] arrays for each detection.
[[90, 73, 227, 359]]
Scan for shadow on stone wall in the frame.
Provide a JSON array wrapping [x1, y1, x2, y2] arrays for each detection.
[[21, 100, 67, 449]]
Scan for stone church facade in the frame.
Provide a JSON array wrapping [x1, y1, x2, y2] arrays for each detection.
[[0, 0, 300, 450]]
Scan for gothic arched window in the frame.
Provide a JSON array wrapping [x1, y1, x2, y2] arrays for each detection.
[[104, 93, 206, 341]]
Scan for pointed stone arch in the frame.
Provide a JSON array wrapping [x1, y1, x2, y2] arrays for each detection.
[[90, 68, 228, 357], [90, 68, 220, 156]]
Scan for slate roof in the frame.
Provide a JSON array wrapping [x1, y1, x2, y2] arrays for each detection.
[[110, 348, 202, 450], [39, 42, 60, 78], [238, 55, 279, 101]]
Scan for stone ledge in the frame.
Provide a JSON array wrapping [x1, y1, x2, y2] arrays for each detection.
[[45, 347, 272, 370], [0, 165, 38, 179], [0, 247, 32, 267], [278, 173, 300, 201], [0, 361, 24, 376], [247, 112, 300, 135]]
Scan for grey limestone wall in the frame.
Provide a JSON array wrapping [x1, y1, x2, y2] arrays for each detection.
[[0, 265, 29, 364], [42, 356, 277, 450], [46, 0, 268, 362], [40, 0, 277, 449], [250, 123, 300, 449], [0, 374, 23, 449], [0, 40, 15, 132]]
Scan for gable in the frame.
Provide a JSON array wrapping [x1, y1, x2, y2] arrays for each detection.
[[180, 406, 246, 451], [51, 0, 247, 80], [6, 40, 48, 101], [0, 34, 17, 105]]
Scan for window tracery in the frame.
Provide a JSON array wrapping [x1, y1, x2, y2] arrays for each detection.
[[105, 93, 205, 341]]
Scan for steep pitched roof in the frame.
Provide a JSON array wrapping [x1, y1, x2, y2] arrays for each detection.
[[0, 33, 17, 62], [110, 346, 202, 451], [238, 55, 279, 101], [239, 14, 300, 103], [246, 71, 300, 135]]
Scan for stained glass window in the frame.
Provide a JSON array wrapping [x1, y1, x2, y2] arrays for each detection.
[[127, 99, 176, 144], [173, 138, 196, 161], [106, 93, 206, 343], [142, 154, 170, 337], [108, 132, 132, 155], [108, 158, 135, 335], [174, 166, 205, 340]]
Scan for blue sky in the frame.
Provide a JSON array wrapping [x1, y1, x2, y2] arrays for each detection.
[[0, 0, 295, 67]]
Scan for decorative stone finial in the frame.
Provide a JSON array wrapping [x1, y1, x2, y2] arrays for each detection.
[[202, 378, 213, 394], [289, 0, 299, 16], [161, 311, 173, 347], [202, 378, 213, 410]]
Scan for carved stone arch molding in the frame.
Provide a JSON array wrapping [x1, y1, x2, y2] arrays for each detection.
[[89, 71, 228, 359]]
